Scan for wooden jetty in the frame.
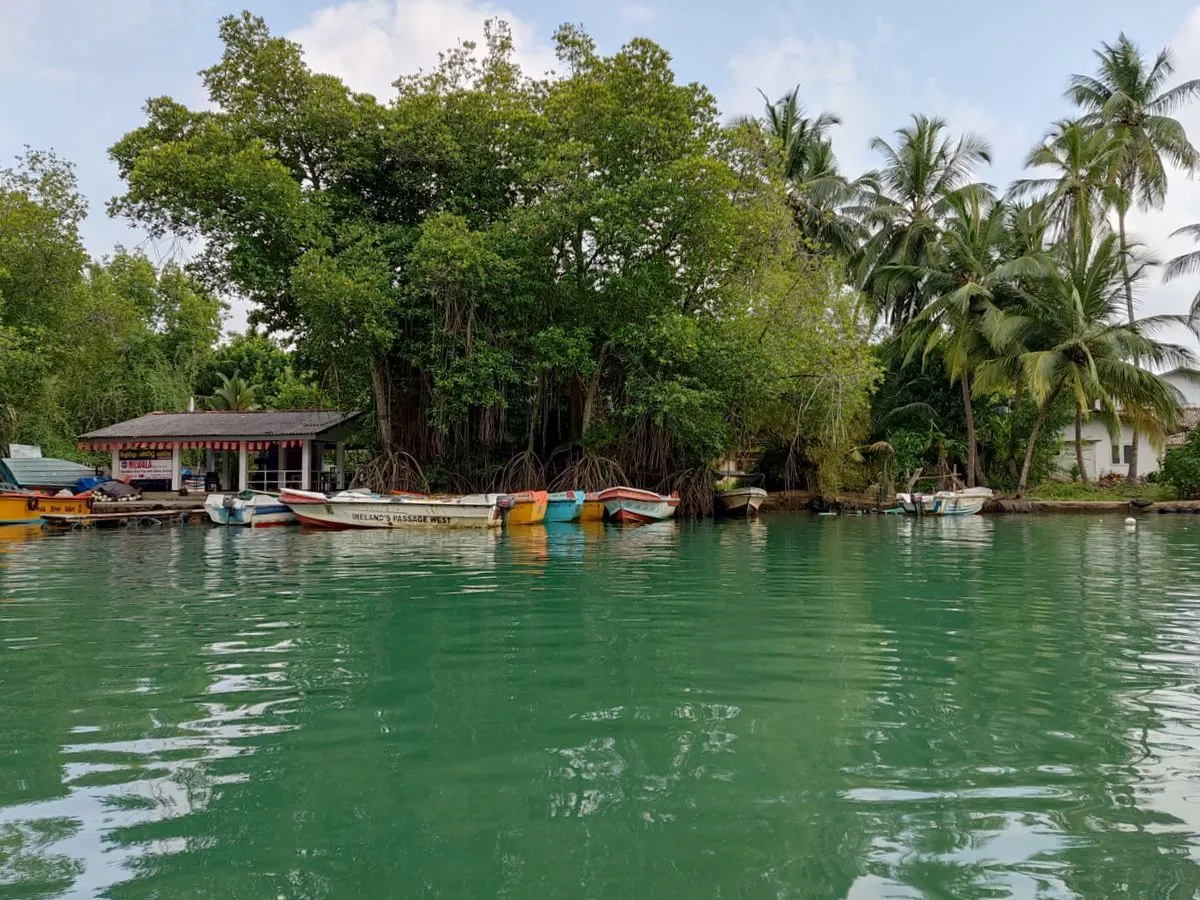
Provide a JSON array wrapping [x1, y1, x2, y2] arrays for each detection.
[[43, 508, 207, 529]]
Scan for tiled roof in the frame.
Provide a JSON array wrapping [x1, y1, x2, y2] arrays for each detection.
[[1165, 406, 1200, 448], [81, 410, 360, 440]]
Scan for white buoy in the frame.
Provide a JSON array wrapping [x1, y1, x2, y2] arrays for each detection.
[[1125, 517, 1137, 526]]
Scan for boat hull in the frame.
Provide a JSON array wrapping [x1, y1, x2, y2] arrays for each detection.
[[0, 493, 92, 525], [504, 491, 549, 526], [545, 491, 584, 523], [598, 487, 679, 524], [580, 494, 605, 522], [205, 493, 298, 527], [716, 487, 767, 516], [897, 488, 992, 517], [282, 490, 505, 529]]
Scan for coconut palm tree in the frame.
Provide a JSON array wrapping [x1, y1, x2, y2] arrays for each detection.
[[895, 189, 1049, 487], [979, 231, 1193, 495], [207, 372, 260, 411], [1068, 34, 1200, 477], [1008, 119, 1122, 245], [860, 114, 993, 330], [1164, 223, 1200, 319], [750, 86, 875, 259]]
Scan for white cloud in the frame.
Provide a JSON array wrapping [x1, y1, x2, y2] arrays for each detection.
[[289, 0, 557, 101]]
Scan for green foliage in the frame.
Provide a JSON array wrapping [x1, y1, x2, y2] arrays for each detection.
[[1161, 431, 1200, 499], [1028, 480, 1174, 501], [206, 373, 259, 411]]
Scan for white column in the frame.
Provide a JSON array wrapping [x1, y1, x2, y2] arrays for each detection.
[[170, 445, 182, 491], [238, 443, 249, 491], [222, 451, 232, 491], [205, 449, 215, 474], [301, 440, 312, 490], [335, 442, 345, 490], [110, 446, 121, 480], [277, 444, 286, 491]]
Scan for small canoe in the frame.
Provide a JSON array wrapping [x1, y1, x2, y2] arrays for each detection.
[[281, 488, 511, 529], [896, 487, 992, 516], [504, 490, 548, 526], [0, 491, 93, 526], [597, 486, 679, 524], [546, 490, 584, 523], [716, 486, 768, 516], [205, 491, 297, 527], [580, 492, 605, 522]]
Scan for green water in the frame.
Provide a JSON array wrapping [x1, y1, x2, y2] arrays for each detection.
[[3, 516, 1200, 897]]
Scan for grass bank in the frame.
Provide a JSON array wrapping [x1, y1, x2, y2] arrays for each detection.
[[1026, 481, 1174, 502]]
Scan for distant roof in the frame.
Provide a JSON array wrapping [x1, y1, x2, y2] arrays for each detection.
[[80, 410, 361, 441], [1165, 406, 1200, 448], [0, 457, 97, 490]]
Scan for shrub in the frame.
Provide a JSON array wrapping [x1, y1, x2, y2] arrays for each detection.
[[1160, 431, 1200, 499]]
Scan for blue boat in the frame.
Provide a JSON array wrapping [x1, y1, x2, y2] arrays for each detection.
[[545, 490, 585, 523]]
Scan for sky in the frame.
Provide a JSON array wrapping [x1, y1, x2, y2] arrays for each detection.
[[5, 0, 1200, 336]]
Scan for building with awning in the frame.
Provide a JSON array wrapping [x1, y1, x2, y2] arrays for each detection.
[[79, 410, 361, 492]]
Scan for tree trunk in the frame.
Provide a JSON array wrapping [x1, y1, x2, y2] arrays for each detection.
[[1075, 403, 1088, 483], [961, 376, 977, 489], [1117, 207, 1140, 480], [370, 360, 393, 453], [1018, 385, 1064, 496], [581, 348, 607, 438]]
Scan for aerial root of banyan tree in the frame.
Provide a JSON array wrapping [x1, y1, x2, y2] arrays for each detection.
[[548, 451, 628, 493], [495, 450, 545, 493], [657, 467, 714, 518], [351, 449, 427, 494]]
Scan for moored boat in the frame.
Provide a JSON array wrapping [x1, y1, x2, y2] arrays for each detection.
[[598, 486, 679, 524], [0, 490, 92, 526], [580, 492, 605, 522], [281, 488, 512, 529], [896, 487, 992, 517], [504, 490, 549, 526], [545, 490, 584, 523], [716, 486, 768, 516], [205, 491, 297, 527]]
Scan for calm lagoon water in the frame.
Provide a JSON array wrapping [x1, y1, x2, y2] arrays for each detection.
[[3, 515, 1200, 897]]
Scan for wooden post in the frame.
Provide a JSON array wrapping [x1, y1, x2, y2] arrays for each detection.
[[336, 442, 345, 490], [110, 446, 120, 480], [238, 442, 249, 491], [171, 444, 182, 491], [301, 440, 312, 490]]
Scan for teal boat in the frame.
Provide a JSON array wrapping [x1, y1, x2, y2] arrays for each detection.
[[545, 490, 584, 523]]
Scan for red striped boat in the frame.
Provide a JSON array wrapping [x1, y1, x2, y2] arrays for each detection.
[[597, 487, 679, 524]]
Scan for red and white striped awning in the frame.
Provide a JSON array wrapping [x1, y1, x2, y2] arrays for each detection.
[[75, 439, 308, 451]]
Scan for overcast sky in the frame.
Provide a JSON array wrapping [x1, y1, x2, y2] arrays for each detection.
[[5, 0, 1200, 337]]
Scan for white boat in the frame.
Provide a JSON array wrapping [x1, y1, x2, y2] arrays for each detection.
[[280, 488, 512, 529], [205, 491, 297, 527], [716, 486, 768, 516], [896, 487, 992, 517]]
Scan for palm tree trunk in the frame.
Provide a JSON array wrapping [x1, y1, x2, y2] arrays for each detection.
[[961, 377, 977, 489], [1074, 403, 1088, 483], [1018, 385, 1065, 497], [1117, 207, 1140, 480]]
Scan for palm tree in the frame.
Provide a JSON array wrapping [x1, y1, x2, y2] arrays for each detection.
[[979, 231, 1192, 495], [860, 114, 993, 330], [1068, 33, 1200, 477], [897, 189, 1048, 487], [1164, 223, 1200, 319], [752, 86, 875, 259], [1008, 119, 1121, 245], [207, 372, 260, 411]]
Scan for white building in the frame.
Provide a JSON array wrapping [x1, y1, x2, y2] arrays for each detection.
[[1054, 369, 1200, 480]]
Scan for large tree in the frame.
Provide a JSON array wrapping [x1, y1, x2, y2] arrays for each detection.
[[1068, 33, 1200, 477], [860, 115, 993, 330]]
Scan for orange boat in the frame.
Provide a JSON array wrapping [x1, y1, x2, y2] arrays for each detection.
[[504, 490, 548, 526], [597, 487, 679, 524], [0, 491, 93, 525], [580, 492, 605, 522]]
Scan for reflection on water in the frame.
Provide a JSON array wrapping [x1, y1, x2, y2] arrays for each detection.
[[3, 517, 1200, 896]]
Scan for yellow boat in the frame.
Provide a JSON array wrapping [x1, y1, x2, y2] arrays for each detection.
[[580, 492, 605, 522], [0, 491, 93, 525], [504, 490, 548, 526]]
